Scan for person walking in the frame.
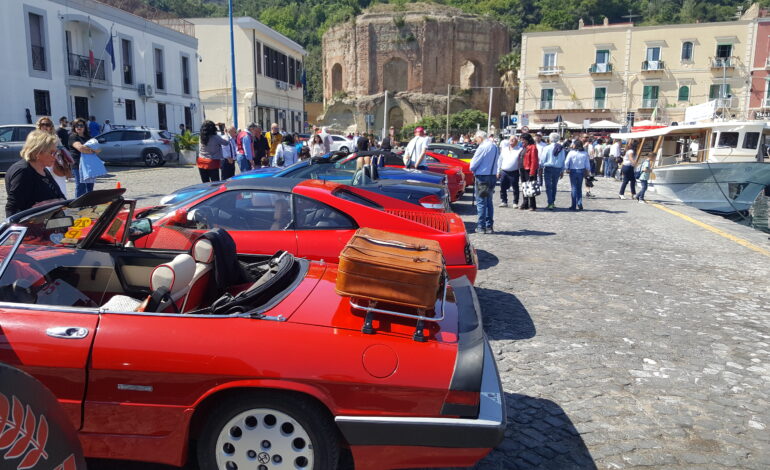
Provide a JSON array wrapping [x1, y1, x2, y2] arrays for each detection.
[[102, 119, 113, 133], [403, 127, 429, 169], [274, 134, 298, 167], [88, 116, 100, 137], [519, 133, 539, 211], [635, 154, 654, 203], [601, 139, 612, 178], [607, 138, 621, 179], [221, 126, 238, 180], [320, 127, 333, 154], [266, 123, 282, 160], [593, 138, 605, 176], [309, 134, 325, 157], [5, 130, 65, 216], [497, 135, 522, 208], [469, 131, 499, 233], [197, 120, 226, 183], [68, 118, 98, 197], [564, 140, 592, 211], [535, 133, 546, 187], [540, 132, 566, 210], [252, 125, 269, 168], [618, 141, 637, 199]]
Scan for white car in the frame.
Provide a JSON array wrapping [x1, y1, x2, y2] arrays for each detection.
[[328, 134, 355, 153]]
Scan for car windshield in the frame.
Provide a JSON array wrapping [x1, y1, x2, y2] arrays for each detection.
[[144, 186, 219, 222], [284, 159, 358, 183]]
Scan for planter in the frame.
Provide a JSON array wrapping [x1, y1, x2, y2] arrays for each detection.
[[180, 149, 197, 165]]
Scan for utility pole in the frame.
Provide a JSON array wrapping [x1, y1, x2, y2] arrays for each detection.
[[228, 0, 238, 128], [487, 87, 494, 133], [382, 90, 388, 140], [445, 84, 451, 138]]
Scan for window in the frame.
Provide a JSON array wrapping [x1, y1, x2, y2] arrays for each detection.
[[294, 195, 354, 230], [716, 44, 732, 58], [255, 41, 262, 74], [189, 191, 293, 231], [0, 128, 13, 143], [154, 48, 165, 90], [181, 56, 190, 95], [184, 106, 192, 131], [157, 103, 167, 130], [717, 132, 739, 148], [333, 189, 383, 209], [709, 84, 731, 100], [642, 85, 659, 108], [28, 13, 46, 72], [594, 87, 606, 109], [645, 47, 662, 70], [121, 38, 133, 85], [646, 47, 661, 61], [15, 127, 33, 142], [543, 52, 556, 68], [681, 41, 693, 61], [540, 89, 554, 109], [125, 99, 136, 120], [289, 58, 296, 86], [97, 131, 123, 143], [33, 90, 50, 116], [264, 45, 288, 82], [593, 49, 610, 72], [678, 85, 690, 102], [124, 130, 150, 141], [296, 60, 303, 86], [743, 132, 760, 150]]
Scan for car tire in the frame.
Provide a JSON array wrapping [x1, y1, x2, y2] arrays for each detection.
[[197, 393, 339, 470], [339, 146, 349, 153], [143, 149, 163, 167]]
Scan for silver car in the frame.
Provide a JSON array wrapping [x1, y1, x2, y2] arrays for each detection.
[[0, 125, 35, 172], [95, 128, 176, 167]]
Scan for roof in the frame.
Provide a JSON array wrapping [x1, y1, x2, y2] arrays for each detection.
[[186, 17, 306, 56]]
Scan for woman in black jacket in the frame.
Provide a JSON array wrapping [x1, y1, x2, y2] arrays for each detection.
[[5, 130, 65, 216]]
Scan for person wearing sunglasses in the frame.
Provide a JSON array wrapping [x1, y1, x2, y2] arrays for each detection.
[[68, 118, 99, 197], [5, 130, 65, 216], [36, 117, 75, 197]]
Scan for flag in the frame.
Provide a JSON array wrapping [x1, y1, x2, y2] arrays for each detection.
[[300, 68, 306, 88], [105, 35, 115, 71], [650, 106, 658, 124], [88, 25, 95, 67]]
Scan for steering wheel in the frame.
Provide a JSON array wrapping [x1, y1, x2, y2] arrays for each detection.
[[192, 206, 218, 229], [0, 253, 53, 303]]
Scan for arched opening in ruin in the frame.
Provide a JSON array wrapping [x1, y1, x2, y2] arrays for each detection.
[[331, 63, 343, 95], [383, 58, 408, 92], [388, 106, 404, 130], [459, 60, 481, 89]]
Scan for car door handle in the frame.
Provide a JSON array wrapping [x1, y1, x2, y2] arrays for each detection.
[[46, 326, 89, 339]]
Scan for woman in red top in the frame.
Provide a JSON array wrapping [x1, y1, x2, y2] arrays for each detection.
[[519, 133, 540, 211]]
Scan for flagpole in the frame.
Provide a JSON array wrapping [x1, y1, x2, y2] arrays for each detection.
[[229, 0, 238, 129]]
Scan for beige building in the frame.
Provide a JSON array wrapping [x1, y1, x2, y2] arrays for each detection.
[[518, 13, 757, 129], [188, 17, 306, 132]]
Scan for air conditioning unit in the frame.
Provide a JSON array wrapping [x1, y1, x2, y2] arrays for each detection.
[[138, 84, 155, 98]]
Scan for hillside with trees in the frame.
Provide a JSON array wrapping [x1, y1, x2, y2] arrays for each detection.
[[113, 0, 764, 102]]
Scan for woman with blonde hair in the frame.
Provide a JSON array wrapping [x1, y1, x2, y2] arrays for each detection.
[[36, 116, 73, 197], [5, 130, 65, 216]]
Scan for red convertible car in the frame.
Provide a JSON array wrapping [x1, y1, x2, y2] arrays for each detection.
[[423, 151, 474, 188], [134, 178, 479, 283], [0, 189, 505, 470]]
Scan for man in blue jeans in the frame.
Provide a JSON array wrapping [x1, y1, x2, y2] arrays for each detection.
[[540, 132, 566, 210], [469, 131, 499, 234]]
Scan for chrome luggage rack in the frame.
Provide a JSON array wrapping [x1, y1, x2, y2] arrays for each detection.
[[349, 272, 448, 342]]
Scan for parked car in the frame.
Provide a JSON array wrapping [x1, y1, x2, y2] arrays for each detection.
[[0, 188, 505, 470], [328, 134, 355, 152], [95, 128, 176, 166], [428, 143, 476, 162], [0, 124, 34, 171], [424, 150, 474, 187], [135, 178, 478, 282]]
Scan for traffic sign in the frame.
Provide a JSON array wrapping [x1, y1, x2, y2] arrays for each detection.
[[511, 115, 519, 124]]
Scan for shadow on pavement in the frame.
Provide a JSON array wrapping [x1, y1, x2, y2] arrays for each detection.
[[475, 287, 535, 341], [476, 249, 499, 270], [491, 229, 556, 237]]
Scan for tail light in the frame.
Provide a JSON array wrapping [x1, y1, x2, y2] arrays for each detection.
[[160, 139, 171, 145], [419, 194, 445, 210]]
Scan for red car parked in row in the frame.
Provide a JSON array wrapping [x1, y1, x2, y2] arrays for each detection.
[[134, 178, 479, 283], [0, 189, 505, 470]]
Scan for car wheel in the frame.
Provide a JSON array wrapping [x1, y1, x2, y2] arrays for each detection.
[[143, 150, 163, 167], [339, 146, 349, 153], [197, 394, 339, 470]]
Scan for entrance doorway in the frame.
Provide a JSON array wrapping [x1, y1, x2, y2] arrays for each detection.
[[74, 96, 89, 120], [157, 103, 167, 130]]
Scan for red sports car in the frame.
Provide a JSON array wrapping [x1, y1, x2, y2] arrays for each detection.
[[0, 189, 505, 470], [134, 178, 479, 283], [423, 151, 474, 188]]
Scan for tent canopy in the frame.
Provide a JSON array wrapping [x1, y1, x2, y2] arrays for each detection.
[[588, 119, 621, 129]]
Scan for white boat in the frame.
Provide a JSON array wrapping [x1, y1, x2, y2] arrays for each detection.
[[611, 122, 770, 214]]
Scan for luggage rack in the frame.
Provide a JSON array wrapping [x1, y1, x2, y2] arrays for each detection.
[[349, 273, 448, 342]]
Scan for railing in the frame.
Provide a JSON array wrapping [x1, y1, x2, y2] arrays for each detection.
[[67, 53, 105, 81], [539, 101, 554, 110], [711, 56, 736, 68], [594, 99, 607, 109], [151, 18, 196, 37], [641, 60, 665, 71], [589, 63, 612, 73], [31, 45, 46, 71], [715, 97, 735, 109], [640, 99, 658, 108], [538, 66, 561, 76]]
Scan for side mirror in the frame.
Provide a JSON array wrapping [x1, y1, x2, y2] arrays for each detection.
[[168, 208, 188, 225], [128, 218, 152, 241]]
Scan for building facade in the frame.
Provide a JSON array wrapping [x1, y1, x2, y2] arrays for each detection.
[[3, 0, 201, 130], [518, 14, 757, 129], [188, 17, 306, 133], [749, 15, 770, 119]]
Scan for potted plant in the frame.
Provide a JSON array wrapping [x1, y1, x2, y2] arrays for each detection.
[[175, 131, 199, 164]]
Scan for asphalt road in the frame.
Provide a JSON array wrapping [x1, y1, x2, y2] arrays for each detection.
[[3, 165, 769, 469]]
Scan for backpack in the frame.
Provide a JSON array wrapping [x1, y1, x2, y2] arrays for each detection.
[[603, 146, 611, 158]]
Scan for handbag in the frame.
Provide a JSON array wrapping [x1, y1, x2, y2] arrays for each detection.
[[197, 155, 221, 170], [634, 168, 642, 179]]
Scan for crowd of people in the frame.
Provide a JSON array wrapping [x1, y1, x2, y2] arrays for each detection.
[[468, 130, 654, 233]]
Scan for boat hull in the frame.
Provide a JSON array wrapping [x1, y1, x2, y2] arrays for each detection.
[[651, 162, 770, 213]]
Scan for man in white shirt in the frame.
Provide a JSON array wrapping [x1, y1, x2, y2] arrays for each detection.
[[608, 139, 621, 179], [403, 126, 429, 168], [535, 133, 547, 186], [497, 135, 522, 208]]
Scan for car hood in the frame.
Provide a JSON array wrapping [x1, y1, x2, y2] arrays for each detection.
[[378, 168, 444, 184], [231, 167, 285, 179]]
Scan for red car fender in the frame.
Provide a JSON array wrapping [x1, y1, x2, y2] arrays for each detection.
[[190, 378, 337, 414]]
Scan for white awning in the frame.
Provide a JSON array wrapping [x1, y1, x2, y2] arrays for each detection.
[[588, 119, 622, 129], [541, 120, 582, 129]]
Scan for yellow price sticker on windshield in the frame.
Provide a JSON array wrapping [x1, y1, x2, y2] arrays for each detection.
[[64, 227, 82, 239], [72, 217, 92, 229]]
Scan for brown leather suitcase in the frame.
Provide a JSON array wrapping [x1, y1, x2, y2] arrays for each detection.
[[336, 228, 444, 309]]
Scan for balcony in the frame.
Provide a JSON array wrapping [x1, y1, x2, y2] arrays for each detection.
[[639, 99, 658, 109], [641, 60, 665, 72], [714, 97, 736, 109], [711, 56, 736, 69], [31, 45, 46, 72], [67, 53, 105, 81], [538, 66, 562, 77], [589, 63, 612, 74], [593, 99, 607, 109]]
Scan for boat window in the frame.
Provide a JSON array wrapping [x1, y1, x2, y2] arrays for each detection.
[[717, 132, 739, 148], [743, 132, 760, 150], [711, 133, 717, 148]]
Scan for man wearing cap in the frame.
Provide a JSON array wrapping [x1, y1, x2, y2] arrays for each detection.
[[470, 130, 500, 234], [403, 126, 429, 168]]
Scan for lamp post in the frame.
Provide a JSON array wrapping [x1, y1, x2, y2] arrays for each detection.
[[229, 0, 238, 128]]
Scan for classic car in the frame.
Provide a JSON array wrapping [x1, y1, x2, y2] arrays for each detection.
[[427, 143, 476, 162], [0, 189, 504, 470], [359, 150, 472, 193], [134, 178, 478, 283]]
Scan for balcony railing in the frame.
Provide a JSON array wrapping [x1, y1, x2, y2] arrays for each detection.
[[31, 45, 46, 71], [589, 63, 612, 74], [539, 101, 554, 110], [714, 97, 735, 109], [67, 53, 105, 81], [594, 99, 607, 109], [640, 99, 658, 109], [711, 56, 736, 69], [641, 60, 665, 71], [538, 66, 562, 76]]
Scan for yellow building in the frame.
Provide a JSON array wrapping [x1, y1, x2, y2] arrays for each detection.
[[518, 13, 757, 130]]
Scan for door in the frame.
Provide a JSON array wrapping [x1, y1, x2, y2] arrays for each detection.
[[96, 130, 125, 162], [121, 130, 150, 162], [157, 103, 167, 131], [74, 96, 89, 120], [293, 195, 356, 263]]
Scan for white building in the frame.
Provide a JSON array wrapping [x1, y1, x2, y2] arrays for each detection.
[[187, 17, 306, 133], [1, 0, 201, 131]]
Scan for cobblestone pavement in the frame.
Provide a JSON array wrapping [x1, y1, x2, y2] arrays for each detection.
[[4, 165, 770, 469]]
